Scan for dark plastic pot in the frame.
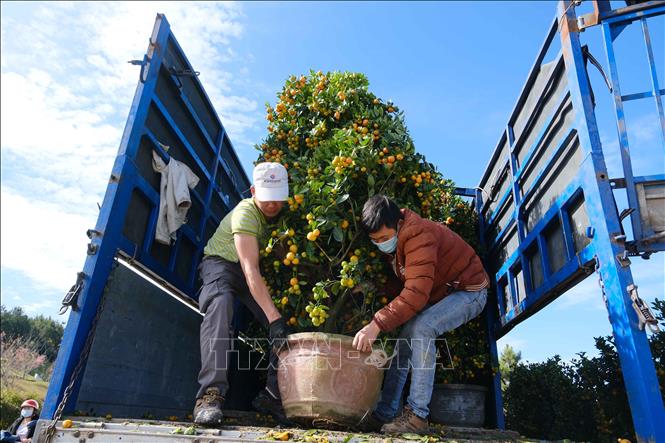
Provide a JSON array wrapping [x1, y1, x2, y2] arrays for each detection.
[[429, 383, 487, 427]]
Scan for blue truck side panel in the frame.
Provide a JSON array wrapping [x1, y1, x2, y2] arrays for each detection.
[[470, 1, 664, 439], [601, 5, 665, 253], [43, 14, 250, 420], [558, 3, 664, 440]]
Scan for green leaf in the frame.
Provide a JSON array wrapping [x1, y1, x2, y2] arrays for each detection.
[[333, 226, 344, 242], [183, 426, 197, 435], [305, 242, 316, 260], [367, 175, 375, 187], [335, 194, 350, 204]]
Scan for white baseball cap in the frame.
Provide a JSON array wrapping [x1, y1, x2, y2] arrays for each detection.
[[253, 162, 289, 202]]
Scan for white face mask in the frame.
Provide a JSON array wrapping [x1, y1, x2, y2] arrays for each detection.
[[372, 234, 398, 254], [21, 408, 33, 418]]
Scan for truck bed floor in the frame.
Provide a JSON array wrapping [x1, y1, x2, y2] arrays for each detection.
[[38, 411, 524, 443]]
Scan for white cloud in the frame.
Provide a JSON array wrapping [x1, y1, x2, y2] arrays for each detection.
[[554, 275, 606, 311], [1, 2, 262, 304], [554, 254, 664, 312], [22, 300, 60, 317], [1, 1, 256, 165], [0, 70, 120, 213], [598, 134, 623, 178], [0, 188, 91, 292], [496, 336, 527, 356], [599, 113, 665, 177]]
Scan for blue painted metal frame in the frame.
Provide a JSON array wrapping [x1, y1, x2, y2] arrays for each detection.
[[453, 185, 506, 429], [600, 3, 665, 255], [559, 4, 664, 440], [470, 1, 665, 437], [43, 14, 250, 420]]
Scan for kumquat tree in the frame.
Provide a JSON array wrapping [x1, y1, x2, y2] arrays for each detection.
[[254, 70, 492, 382]]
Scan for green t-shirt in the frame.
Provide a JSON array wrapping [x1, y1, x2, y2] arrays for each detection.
[[203, 198, 267, 262]]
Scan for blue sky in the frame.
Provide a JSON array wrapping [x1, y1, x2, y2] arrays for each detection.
[[1, 1, 663, 364]]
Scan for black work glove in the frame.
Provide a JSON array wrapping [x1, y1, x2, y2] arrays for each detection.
[[268, 317, 289, 355]]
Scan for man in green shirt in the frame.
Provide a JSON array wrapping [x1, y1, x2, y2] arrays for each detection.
[[193, 162, 289, 426]]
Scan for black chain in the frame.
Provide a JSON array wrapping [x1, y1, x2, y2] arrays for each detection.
[[43, 262, 115, 442], [593, 255, 609, 311], [593, 255, 660, 333]]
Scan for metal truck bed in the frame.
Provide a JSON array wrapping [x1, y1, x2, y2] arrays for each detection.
[[39, 412, 522, 443]]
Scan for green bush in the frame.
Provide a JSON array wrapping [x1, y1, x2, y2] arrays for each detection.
[[504, 298, 665, 441], [505, 356, 595, 441], [0, 381, 46, 430], [1, 389, 25, 430], [1, 305, 65, 365]]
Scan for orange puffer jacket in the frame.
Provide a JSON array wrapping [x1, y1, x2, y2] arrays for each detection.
[[372, 208, 489, 332]]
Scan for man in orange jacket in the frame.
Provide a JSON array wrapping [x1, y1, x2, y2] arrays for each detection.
[[353, 194, 489, 434]]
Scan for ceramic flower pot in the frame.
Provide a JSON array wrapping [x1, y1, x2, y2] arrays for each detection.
[[277, 332, 384, 427]]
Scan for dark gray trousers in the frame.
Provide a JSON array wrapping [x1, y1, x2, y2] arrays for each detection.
[[196, 255, 279, 399]]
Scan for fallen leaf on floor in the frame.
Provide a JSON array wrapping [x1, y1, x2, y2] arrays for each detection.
[[183, 426, 197, 435], [302, 432, 330, 443], [264, 430, 291, 441]]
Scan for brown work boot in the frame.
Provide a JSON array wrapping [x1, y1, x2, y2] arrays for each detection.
[[380, 405, 429, 434], [193, 387, 224, 426]]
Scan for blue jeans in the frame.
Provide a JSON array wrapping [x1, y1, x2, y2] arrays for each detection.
[[374, 288, 488, 420], [0, 430, 20, 442]]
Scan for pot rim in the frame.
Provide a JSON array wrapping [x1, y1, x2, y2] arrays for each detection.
[[284, 332, 383, 351], [433, 383, 488, 392]]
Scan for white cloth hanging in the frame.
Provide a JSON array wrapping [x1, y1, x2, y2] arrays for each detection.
[[152, 150, 200, 245]]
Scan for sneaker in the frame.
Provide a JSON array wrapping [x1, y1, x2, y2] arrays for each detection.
[[251, 388, 292, 426], [380, 405, 428, 434], [193, 387, 224, 426], [356, 411, 388, 432]]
